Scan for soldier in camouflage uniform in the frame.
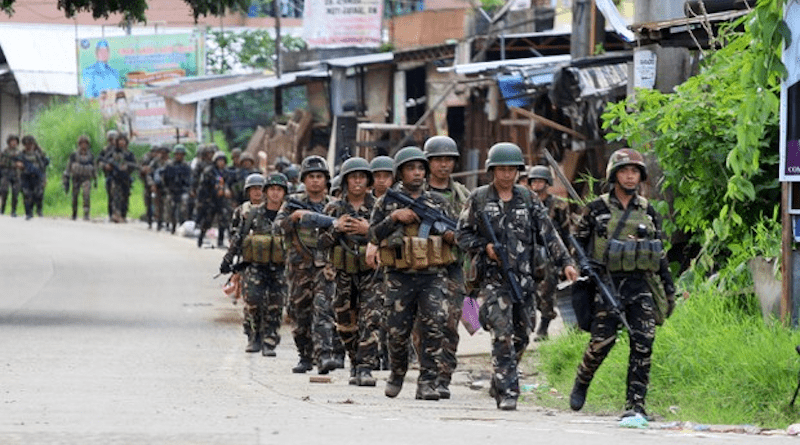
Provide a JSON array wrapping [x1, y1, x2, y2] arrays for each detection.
[[283, 164, 300, 194], [369, 146, 457, 401], [0, 134, 21, 216], [62, 135, 96, 220], [159, 144, 193, 234], [528, 165, 572, 340], [140, 145, 158, 228], [190, 144, 215, 221], [276, 156, 343, 375], [569, 148, 676, 420], [196, 151, 232, 248], [320, 157, 381, 386], [221, 173, 287, 356], [230, 152, 260, 206], [19, 135, 49, 220], [421, 136, 471, 399], [98, 130, 118, 219], [456, 142, 577, 410], [146, 145, 171, 231], [100, 134, 137, 223]]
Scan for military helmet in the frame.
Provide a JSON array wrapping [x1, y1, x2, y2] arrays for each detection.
[[606, 148, 647, 182], [230, 147, 242, 158], [423, 135, 459, 159], [274, 156, 292, 170], [265, 172, 289, 191], [106, 129, 118, 139], [244, 173, 266, 191], [485, 142, 525, 172], [300, 155, 330, 181], [283, 164, 300, 181], [156, 143, 170, 152], [393, 146, 428, 177], [213, 151, 228, 163], [330, 175, 342, 195], [173, 144, 187, 154], [370, 155, 394, 172], [239, 152, 255, 165], [528, 165, 552, 185], [77, 135, 91, 146], [340, 156, 374, 187]]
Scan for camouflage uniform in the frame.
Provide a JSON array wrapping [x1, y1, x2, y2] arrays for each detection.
[[159, 156, 192, 233], [146, 152, 170, 230], [534, 194, 571, 325], [275, 192, 343, 372], [456, 184, 574, 405], [97, 141, 117, 219], [140, 149, 157, 227], [0, 142, 21, 216], [63, 148, 96, 220], [196, 162, 232, 247], [100, 147, 137, 221], [18, 146, 48, 219], [369, 183, 455, 396], [320, 192, 382, 382], [222, 202, 285, 354], [572, 192, 675, 413]]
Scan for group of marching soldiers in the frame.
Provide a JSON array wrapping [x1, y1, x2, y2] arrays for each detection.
[[0, 134, 50, 220], [216, 136, 677, 418]]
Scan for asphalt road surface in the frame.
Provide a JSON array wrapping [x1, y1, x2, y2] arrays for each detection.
[[0, 216, 794, 444]]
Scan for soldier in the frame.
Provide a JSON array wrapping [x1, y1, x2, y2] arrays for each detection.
[[0, 134, 22, 216], [517, 166, 530, 188], [220, 173, 287, 356], [100, 134, 137, 223], [283, 164, 300, 194], [528, 165, 572, 341], [456, 142, 577, 410], [230, 147, 242, 168], [275, 155, 344, 374], [147, 145, 171, 231], [369, 146, 457, 401], [421, 136, 471, 399], [369, 155, 394, 199], [140, 145, 158, 228], [196, 151, 232, 248], [190, 144, 215, 221], [62, 135, 96, 221], [329, 174, 342, 200], [18, 135, 49, 220], [98, 130, 118, 219], [159, 144, 193, 234], [230, 152, 260, 206], [568, 148, 676, 420], [320, 157, 380, 386]]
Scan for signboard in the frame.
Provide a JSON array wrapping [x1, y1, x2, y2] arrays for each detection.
[[633, 48, 657, 90], [77, 33, 200, 99], [780, 1, 800, 180], [302, 0, 382, 48], [98, 88, 195, 144]]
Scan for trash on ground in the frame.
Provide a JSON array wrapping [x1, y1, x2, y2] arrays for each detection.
[[619, 413, 649, 429]]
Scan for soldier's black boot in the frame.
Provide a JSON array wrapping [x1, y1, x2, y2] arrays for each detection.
[[318, 354, 337, 375], [356, 367, 376, 387], [0, 196, 5, 214], [197, 232, 204, 248], [385, 373, 404, 398], [498, 395, 517, 411], [292, 357, 313, 373], [570, 378, 590, 411], [71, 208, 78, 220], [217, 228, 225, 248], [245, 331, 261, 353], [262, 342, 276, 357], [435, 378, 451, 399], [415, 381, 440, 401], [348, 367, 358, 385], [534, 317, 552, 342]]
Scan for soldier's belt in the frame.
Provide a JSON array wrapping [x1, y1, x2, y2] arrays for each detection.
[[242, 234, 286, 265], [606, 238, 662, 272], [378, 235, 455, 270]]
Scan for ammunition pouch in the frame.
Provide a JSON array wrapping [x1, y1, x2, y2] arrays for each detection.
[[378, 235, 455, 270], [332, 244, 371, 274], [645, 272, 668, 326], [70, 163, 94, 179], [297, 227, 318, 249], [605, 238, 662, 273], [242, 234, 285, 265]]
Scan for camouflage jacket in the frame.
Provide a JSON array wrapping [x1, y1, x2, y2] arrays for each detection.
[[275, 191, 333, 268], [0, 146, 20, 175], [146, 156, 170, 188], [64, 150, 96, 181], [541, 194, 571, 239], [197, 165, 231, 202], [160, 159, 192, 196], [223, 202, 282, 265], [319, 192, 375, 251], [575, 192, 675, 295], [456, 184, 574, 292], [427, 178, 470, 262]]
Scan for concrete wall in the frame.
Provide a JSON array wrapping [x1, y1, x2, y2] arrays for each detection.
[[0, 79, 22, 144], [365, 66, 392, 123]]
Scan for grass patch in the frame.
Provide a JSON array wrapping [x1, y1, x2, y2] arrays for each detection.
[[529, 290, 800, 429], [42, 173, 146, 220]]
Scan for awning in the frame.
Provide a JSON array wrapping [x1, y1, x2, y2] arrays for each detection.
[[595, 0, 635, 43], [438, 54, 571, 75]]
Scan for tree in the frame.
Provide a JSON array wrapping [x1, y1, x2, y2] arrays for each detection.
[[1, 0, 249, 23]]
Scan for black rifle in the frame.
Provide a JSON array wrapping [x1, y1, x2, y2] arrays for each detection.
[[384, 188, 457, 239], [285, 198, 337, 228], [567, 233, 632, 334], [213, 260, 248, 279], [478, 211, 525, 304], [17, 154, 43, 183]]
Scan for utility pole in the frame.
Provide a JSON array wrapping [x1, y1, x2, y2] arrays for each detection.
[[570, 0, 603, 59], [274, 0, 284, 117]]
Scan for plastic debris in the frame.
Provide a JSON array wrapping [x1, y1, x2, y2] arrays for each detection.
[[789, 424, 800, 436], [619, 413, 649, 429]]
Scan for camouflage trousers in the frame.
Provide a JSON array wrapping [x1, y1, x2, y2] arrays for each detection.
[[144, 188, 167, 227], [241, 264, 284, 349], [166, 192, 190, 231], [21, 175, 44, 218], [70, 177, 92, 218], [287, 264, 343, 362], [196, 198, 230, 237], [0, 172, 20, 215], [478, 276, 534, 399], [575, 277, 656, 409], [108, 178, 131, 220], [385, 270, 447, 384], [534, 264, 559, 323], [333, 269, 382, 370]]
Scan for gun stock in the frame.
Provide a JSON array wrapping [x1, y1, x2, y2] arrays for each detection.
[[384, 188, 457, 239]]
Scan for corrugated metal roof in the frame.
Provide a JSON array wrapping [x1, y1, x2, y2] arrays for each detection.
[[323, 52, 393, 68], [438, 54, 570, 75]]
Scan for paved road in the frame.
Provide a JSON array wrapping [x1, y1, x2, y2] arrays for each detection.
[[0, 216, 793, 444]]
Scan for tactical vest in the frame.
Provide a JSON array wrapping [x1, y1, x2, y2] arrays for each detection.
[[241, 206, 285, 265], [590, 194, 662, 273], [378, 222, 456, 271], [69, 153, 95, 179]]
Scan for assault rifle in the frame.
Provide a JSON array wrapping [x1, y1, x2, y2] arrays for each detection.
[[286, 198, 336, 228], [213, 260, 248, 279], [478, 211, 525, 304], [383, 188, 457, 239], [542, 148, 632, 334], [16, 154, 43, 183]]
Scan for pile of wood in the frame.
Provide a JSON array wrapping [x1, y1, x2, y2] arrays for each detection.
[[244, 109, 313, 167]]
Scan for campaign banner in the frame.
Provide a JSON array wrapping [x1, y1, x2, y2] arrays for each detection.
[[77, 33, 200, 99], [780, 1, 800, 180], [302, 0, 383, 48], [98, 88, 195, 144]]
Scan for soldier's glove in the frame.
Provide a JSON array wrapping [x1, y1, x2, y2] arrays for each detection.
[[219, 260, 232, 274]]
